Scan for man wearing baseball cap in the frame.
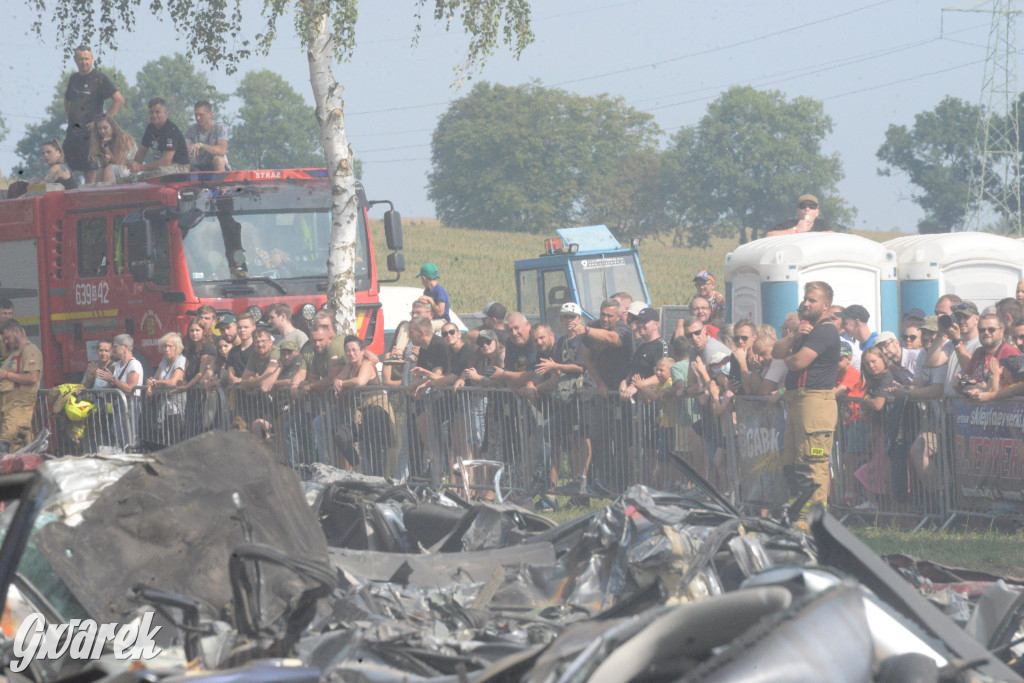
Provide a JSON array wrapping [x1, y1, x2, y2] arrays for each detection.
[[693, 270, 726, 326], [620, 307, 670, 400], [418, 262, 451, 323], [836, 304, 877, 353], [469, 301, 509, 346], [764, 194, 832, 238]]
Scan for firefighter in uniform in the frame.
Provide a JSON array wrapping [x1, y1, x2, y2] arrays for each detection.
[[771, 281, 840, 521], [0, 319, 43, 450]]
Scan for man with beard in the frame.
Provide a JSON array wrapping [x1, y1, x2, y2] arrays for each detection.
[[0, 320, 42, 450], [924, 300, 981, 397], [958, 314, 1020, 393], [771, 281, 840, 520], [572, 298, 634, 488]]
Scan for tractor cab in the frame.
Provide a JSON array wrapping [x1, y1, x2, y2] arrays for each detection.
[[514, 225, 649, 336]]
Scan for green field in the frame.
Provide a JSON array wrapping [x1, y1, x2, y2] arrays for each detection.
[[372, 219, 904, 318]]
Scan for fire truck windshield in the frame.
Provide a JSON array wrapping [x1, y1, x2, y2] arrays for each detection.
[[180, 183, 370, 297]]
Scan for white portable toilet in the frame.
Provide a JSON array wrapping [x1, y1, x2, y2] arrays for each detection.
[[884, 233, 1024, 315], [724, 233, 898, 334]]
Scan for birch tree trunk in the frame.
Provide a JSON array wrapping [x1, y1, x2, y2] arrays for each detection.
[[308, 13, 357, 336]]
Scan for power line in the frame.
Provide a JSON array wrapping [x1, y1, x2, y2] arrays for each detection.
[[546, 0, 898, 88]]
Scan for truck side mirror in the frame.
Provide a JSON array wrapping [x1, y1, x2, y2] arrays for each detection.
[[387, 252, 405, 274], [384, 210, 403, 251], [124, 213, 155, 283]]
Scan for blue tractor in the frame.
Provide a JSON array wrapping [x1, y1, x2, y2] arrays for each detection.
[[514, 225, 650, 336]]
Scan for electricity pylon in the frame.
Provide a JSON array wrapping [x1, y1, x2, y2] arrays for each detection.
[[948, 0, 1023, 233]]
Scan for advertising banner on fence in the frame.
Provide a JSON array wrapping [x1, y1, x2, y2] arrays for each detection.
[[952, 399, 1024, 515], [733, 398, 789, 508]]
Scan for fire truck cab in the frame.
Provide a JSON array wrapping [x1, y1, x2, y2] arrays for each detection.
[[0, 170, 403, 383]]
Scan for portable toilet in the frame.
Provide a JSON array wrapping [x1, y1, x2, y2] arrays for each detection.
[[884, 233, 1024, 315], [724, 233, 898, 334]]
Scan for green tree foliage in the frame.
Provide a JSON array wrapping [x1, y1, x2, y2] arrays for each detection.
[[876, 96, 986, 234], [231, 70, 323, 170], [427, 81, 664, 235], [663, 85, 853, 246]]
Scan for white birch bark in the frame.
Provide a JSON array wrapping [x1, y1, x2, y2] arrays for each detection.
[[308, 13, 357, 336]]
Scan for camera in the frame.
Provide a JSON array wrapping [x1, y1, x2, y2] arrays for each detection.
[[937, 314, 954, 329]]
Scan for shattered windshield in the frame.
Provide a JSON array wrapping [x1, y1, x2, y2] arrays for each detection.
[[570, 253, 645, 316], [180, 183, 370, 292]]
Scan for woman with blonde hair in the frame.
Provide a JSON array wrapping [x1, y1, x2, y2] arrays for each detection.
[[88, 115, 137, 183], [146, 331, 186, 444]]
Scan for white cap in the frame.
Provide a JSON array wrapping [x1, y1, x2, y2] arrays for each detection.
[[874, 331, 898, 346], [627, 301, 647, 316], [560, 302, 582, 317]]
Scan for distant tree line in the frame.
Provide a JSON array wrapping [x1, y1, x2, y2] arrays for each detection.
[[428, 82, 854, 245], [428, 81, 1024, 240], [9, 53, 352, 179]]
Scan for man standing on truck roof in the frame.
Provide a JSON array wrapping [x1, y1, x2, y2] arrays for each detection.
[[64, 45, 125, 183], [418, 263, 451, 323], [0, 319, 42, 451], [764, 194, 832, 238]]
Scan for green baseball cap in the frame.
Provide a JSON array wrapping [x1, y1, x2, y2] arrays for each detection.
[[419, 262, 440, 279]]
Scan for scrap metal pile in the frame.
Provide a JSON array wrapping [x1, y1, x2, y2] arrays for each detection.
[[1, 431, 1022, 681]]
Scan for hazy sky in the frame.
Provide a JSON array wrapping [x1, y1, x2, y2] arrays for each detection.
[[0, 0, 1000, 232]]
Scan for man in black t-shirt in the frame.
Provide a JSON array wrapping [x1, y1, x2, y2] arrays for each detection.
[[494, 312, 539, 387], [619, 307, 669, 399], [129, 98, 190, 177], [64, 46, 124, 177], [772, 280, 840, 520], [576, 298, 634, 394], [572, 298, 635, 488]]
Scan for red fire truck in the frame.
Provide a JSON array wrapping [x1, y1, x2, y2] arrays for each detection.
[[0, 169, 404, 382]]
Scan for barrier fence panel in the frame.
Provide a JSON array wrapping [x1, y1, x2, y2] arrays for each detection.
[[222, 385, 403, 480], [949, 398, 1024, 518], [728, 396, 788, 512], [22, 378, 1024, 526], [831, 396, 950, 523]]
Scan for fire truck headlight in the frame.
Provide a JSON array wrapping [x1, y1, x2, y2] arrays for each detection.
[[301, 304, 317, 321], [247, 306, 263, 323]]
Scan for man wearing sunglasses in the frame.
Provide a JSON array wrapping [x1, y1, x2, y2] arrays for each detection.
[[726, 320, 759, 394], [957, 315, 1020, 395], [874, 330, 918, 382], [924, 300, 982, 397], [764, 194, 831, 237]]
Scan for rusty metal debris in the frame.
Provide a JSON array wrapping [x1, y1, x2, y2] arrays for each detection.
[[0, 432, 1019, 681]]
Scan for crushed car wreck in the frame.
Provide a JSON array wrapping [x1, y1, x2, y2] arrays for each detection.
[[0, 431, 1020, 681]]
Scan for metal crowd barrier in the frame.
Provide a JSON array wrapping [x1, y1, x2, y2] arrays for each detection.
[[18, 381, 1024, 524]]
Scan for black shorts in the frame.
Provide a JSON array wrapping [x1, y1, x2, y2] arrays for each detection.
[[64, 134, 91, 173]]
